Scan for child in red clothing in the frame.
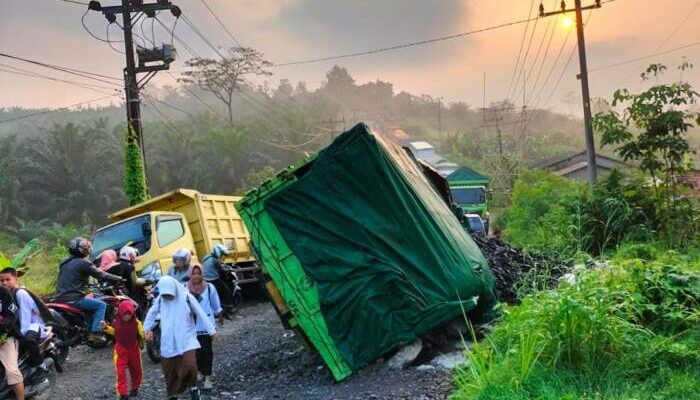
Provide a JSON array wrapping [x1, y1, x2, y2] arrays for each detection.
[[102, 301, 144, 400]]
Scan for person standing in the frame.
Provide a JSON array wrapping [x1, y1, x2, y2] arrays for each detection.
[[201, 244, 235, 318], [101, 301, 144, 400], [0, 267, 52, 382], [167, 248, 193, 283], [187, 265, 222, 391], [144, 276, 216, 400], [55, 237, 122, 345], [0, 284, 23, 399]]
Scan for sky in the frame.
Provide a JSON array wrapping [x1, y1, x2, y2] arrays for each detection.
[[1, 0, 700, 115]]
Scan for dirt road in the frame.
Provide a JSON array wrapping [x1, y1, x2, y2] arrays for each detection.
[[53, 302, 454, 399]]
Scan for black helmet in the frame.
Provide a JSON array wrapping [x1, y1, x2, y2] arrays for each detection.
[[68, 237, 91, 258]]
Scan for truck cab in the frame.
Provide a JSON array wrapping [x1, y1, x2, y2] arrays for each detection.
[[91, 211, 197, 279], [447, 166, 491, 233]]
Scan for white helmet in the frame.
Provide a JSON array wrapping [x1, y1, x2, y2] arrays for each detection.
[[119, 245, 139, 262]]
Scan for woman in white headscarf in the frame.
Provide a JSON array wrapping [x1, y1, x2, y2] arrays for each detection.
[[144, 276, 217, 400]]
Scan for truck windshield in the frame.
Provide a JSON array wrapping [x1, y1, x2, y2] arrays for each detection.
[[451, 187, 486, 205], [91, 215, 152, 259]]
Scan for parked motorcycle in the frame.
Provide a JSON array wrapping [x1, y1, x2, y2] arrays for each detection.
[[220, 265, 243, 317], [0, 328, 63, 400], [46, 281, 137, 363]]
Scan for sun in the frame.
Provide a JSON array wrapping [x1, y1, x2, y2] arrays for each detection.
[[562, 16, 574, 28]]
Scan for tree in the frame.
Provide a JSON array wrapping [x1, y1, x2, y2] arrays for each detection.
[[15, 121, 124, 226], [593, 63, 700, 244], [593, 63, 699, 205], [180, 47, 272, 126], [124, 126, 149, 205]]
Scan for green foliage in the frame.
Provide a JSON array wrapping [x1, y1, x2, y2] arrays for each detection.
[[500, 169, 586, 256], [452, 249, 700, 400], [124, 126, 149, 206], [501, 168, 693, 257], [593, 63, 700, 245]]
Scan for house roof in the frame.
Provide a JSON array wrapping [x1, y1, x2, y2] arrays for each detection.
[[448, 166, 490, 183], [532, 150, 631, 170]]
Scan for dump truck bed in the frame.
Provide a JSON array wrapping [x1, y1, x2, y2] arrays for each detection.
[[237, 123, 497, 381], [110, 189, 254, 265]]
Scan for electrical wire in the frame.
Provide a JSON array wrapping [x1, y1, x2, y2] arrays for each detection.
[[507, 9, 540, 102], [655, 1, 699, 53], [0, 64, 121, 95], [518, 0, 559, 105], [588, 40, 700, 73], [198, 0, 242, 47], [0, 52, 122, 84], [0, 94, 121, 124], [271, 16, 539, 67], [505, 0, 536, 103], [106, 23, 127, 54], [180, 14, 226, 59]]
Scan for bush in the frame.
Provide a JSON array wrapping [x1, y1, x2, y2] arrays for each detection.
[[501, 169, 685, 258], [452, 249, 700, 400]]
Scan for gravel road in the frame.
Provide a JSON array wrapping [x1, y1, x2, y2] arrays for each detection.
[[53, 302, 454, 400]]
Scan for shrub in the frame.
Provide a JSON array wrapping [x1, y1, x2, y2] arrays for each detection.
[[452, 249, 700, 400]]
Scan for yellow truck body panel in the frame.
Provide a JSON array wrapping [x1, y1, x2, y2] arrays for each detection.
[[109, 189, 254, 265]]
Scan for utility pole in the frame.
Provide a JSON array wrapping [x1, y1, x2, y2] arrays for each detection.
[[327, 116, 346, 140], [437, 98, 442, 136], [540, 0, 600, 186], [88, 1, 181, 186]]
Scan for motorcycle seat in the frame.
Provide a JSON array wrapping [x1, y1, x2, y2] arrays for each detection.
[[46, 302, 84, 315]]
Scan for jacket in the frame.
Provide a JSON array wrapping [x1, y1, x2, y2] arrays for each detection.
[[55, 256, 121, 303]]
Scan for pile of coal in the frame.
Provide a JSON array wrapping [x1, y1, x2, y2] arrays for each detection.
[[471, 235, 572, 304]]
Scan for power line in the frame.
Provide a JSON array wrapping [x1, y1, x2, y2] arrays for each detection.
[[588, 40, 700, 73], [520, 0, 559, 105], [0, 65, 121, 95], [271, 16, 539, 67], [655, 1, 699, 52], [507, 9, 541, 102], [0, 52, 122, 84], [506, 0, 537, 101], [0, 94, 120, 124], [198, 0, 242, 47]]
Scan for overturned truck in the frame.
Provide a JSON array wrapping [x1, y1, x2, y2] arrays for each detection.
[[236, 123, 497, 381]]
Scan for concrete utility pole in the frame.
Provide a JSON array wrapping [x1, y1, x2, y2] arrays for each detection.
[[88, 0, 181, 183], [437, 98, 442, 136], [540, 0, 600, 186]]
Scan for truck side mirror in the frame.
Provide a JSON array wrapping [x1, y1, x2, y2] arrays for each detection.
[[142, 222, 152, 237]]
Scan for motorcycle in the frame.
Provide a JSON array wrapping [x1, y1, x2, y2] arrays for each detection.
[[46, 281, 137, 363], [0, 328, 63, 400], [219, 265, 243, 317]]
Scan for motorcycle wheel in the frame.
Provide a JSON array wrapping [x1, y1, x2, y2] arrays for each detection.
[[146, 326, 161, 363], [29, 362, 57, 400], [50, 327, 70, 365]]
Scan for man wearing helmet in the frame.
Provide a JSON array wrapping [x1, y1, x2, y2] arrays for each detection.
[[55, 237, 122, 345], [201, 244, 235, 319], [167, 248, 193, 283]]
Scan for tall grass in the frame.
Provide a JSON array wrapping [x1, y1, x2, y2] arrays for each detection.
[[452, 248, 700, 400]]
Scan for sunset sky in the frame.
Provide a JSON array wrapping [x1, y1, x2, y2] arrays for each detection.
[[2, 0, 699, 114]]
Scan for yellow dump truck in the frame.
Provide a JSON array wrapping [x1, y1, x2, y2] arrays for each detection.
[[90, 189, 260, 284]]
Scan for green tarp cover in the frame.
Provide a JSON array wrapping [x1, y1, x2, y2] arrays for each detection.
[[448, 166, 490, 183], [265, 124, 497, 371]]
